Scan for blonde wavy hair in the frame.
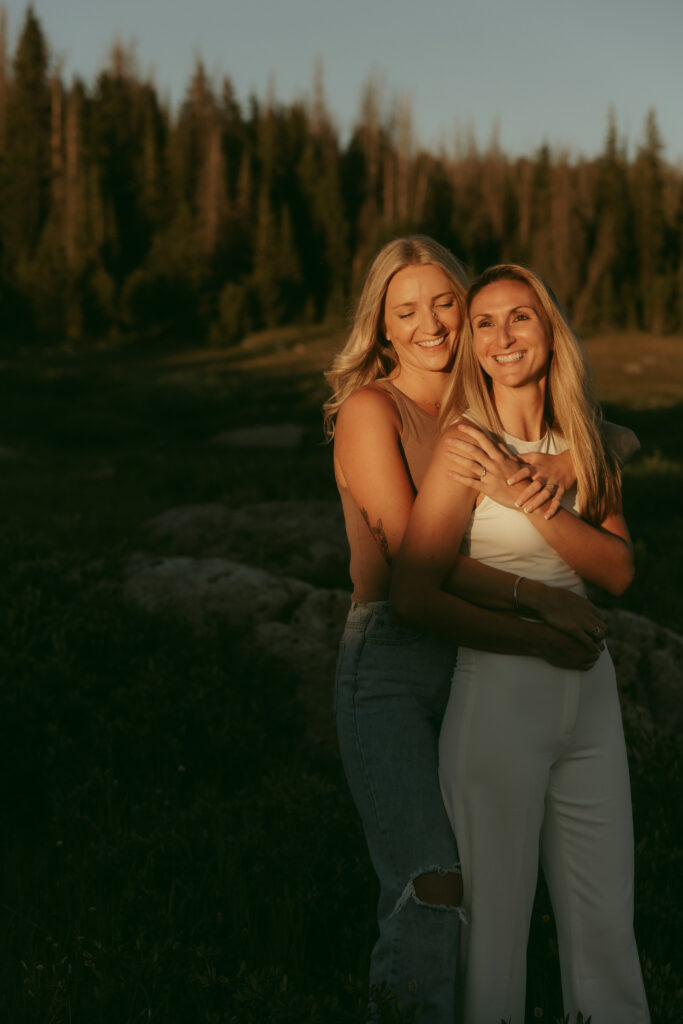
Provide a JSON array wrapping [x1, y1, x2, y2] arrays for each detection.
[[440, 264, 621, 524], [323, 236, 469, 439]]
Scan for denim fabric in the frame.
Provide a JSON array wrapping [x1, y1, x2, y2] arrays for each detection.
[[334, 601, 461, 1023]]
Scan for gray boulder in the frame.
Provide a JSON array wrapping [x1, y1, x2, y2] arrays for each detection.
[[124, 554, 312, 628], [145, 500, 348, 584], [606, 608, 683, 732], [125, 500, 683, 750], [123, 552, 348, 750]]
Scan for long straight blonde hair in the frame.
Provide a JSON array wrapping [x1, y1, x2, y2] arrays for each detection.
[[323, 236, 469, 439], [440, 264, 621, 524]]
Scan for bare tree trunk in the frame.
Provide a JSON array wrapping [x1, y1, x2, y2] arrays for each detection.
[[50, 68, 64, 229], [198, 119, 228, 256], [64, 88, 80, 269], [395, 96, 412, 222], [572, 225, 614, 331], [383, 150, 395, 224]]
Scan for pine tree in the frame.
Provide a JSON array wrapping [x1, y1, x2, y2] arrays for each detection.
[[574, 111, 636, 329], [0, 6, 7, 156], [295, 63, 347, 318], [632, 109, 667, 330], [2, 6, 50, 264]]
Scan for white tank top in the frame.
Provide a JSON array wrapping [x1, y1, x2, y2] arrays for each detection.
[[460, 429, 585, 596]]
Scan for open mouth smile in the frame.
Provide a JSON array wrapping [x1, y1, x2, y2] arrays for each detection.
[[417, 335, 447, 349], [494, 350, 524, 364]]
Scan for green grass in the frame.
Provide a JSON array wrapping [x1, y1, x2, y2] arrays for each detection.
[[0, 331, 681, 1022]]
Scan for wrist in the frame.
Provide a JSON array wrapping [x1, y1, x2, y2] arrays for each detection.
[[515, 577, 547, 616], [516, 619, 554, 658]]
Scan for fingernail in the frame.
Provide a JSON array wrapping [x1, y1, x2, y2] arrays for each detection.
[[506, 478, 514, 486], [514, 500, 522, 508]]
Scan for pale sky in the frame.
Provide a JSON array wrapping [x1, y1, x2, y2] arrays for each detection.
[[5, 0, 683, 161]]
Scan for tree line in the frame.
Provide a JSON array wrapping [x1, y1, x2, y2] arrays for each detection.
[[1, 6, 681, 346]]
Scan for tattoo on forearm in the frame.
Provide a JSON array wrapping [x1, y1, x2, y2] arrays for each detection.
[[360, 507, 392, 566]]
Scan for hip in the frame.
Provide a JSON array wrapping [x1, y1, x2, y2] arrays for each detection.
[[335, 601, 458, 708]]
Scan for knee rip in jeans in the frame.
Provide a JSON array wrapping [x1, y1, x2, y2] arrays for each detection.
[[392, 867, 467, 923]]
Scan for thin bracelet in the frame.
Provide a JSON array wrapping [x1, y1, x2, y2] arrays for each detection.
[[512, 575, 526, 612]]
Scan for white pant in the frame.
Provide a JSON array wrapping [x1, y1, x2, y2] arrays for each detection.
[[439, 647, 650, 1024]]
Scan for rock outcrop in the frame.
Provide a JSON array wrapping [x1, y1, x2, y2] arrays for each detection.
[[145, 500, 347, 584], [125, 501, 683, 750]]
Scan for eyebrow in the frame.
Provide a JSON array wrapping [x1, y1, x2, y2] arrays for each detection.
[[472, 304, 536, 319], [391, 290, 455, 309]]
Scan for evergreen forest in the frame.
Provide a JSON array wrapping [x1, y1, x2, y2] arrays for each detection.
[[1, 6, 682, 347]]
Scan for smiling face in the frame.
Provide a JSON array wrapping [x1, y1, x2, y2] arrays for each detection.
[[469, 278, 553, 390], [383, 263, 461, 376]]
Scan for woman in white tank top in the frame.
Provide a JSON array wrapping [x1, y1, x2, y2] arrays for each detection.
[[392, 265, 650, 1023]]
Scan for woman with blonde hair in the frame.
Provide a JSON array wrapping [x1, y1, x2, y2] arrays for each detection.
[[326, 240, 611, 1022], [391, 263, 650, 1023]]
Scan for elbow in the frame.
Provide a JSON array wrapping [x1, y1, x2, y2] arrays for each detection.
[[609, 572, 634, 598], [603, 555, 635, 597]]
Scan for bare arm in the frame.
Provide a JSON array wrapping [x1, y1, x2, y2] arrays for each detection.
[[336, 391, 602, 661], [390, 432, 603, 669], [445, 419, 640, 520], [444, 423, 575, 518], [334, 386, 417, 565], [446, 556, 607, 641], [526, 507, 633, 595], [443, 428, 634, 595]]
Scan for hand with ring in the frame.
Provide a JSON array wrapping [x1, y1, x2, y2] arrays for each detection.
[[442, 421, 530, 510], [507, 447, 577, 518], [444, 422, 576, 519], [516, 578, 608, 653]]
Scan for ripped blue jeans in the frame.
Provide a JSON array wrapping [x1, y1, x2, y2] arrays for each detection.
[[334, 601, 462, 1022]]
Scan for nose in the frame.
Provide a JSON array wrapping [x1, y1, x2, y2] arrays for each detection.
[[423, 307, 444, 334], [497, 322, 515, 348]]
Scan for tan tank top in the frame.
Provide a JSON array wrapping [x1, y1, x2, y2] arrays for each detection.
[[337, 378, 440, 602]]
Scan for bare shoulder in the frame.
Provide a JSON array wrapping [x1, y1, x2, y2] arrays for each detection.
[[337, 384, 401, 432]]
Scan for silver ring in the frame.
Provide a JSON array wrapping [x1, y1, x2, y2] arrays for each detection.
[[548, 482, 558, 494], [592, 625, 602, 637], [479, 466, 487, 480]]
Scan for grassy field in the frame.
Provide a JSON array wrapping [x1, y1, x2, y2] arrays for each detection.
[[0, 325, 681, 1022]]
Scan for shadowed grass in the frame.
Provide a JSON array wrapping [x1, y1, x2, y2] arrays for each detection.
[[0, 330, 681, 1021]]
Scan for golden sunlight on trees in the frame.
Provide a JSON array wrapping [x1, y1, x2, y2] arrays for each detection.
[[0, 6, 681, 345]]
